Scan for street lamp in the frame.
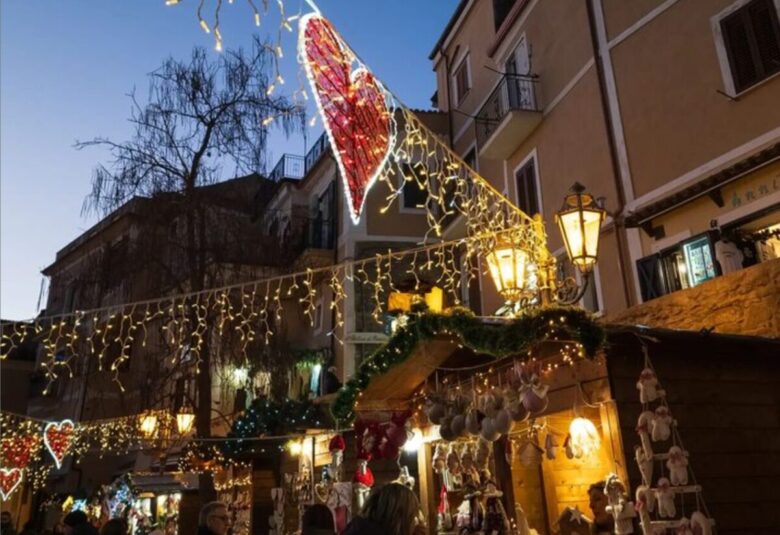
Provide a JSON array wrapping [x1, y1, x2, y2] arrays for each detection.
[[484, 235, 530, 302], [140, 412, 159, 438], [176, 407, 195, 435], [555, 182, 606, 274]]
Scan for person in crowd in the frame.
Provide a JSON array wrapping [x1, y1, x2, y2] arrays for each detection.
[[1, 512, 17, 535], [587, 481, 614, 535], [343, 483, 426, 535], [99, 519, 127, 535], [197, 502, 230, 535], [302, 503, 335, 535], [62, 511, 98, 535]]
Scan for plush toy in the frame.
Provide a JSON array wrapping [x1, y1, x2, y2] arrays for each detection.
[[655, 477, 676, 518], [437, 485, 453, 532], [636, 411, 655, 458], [604, 474, 636, 535], [635, 445, 654, 486], [353, 454, 374, 510], [667, 446, 689, 486], [652, 406, 673, 442], [690, 511, 712, 535], [460, 482, 483, 534], [637, 367, 664, 404], [634, 485, 655, 534], [482, 480, 510, 535]]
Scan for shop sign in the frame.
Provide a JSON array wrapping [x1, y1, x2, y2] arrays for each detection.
[[345, 332, 388, 344], [730, 173, 780, 208]]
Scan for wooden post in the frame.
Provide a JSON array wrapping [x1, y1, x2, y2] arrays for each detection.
[[416, 443, 436, 534], [493, 438, 517, 525]]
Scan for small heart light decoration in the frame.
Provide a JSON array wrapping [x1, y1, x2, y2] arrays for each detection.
[[43, 419, 76, 469], [0, 467, 23, 500], [1, 435, 40, 470], [299, 13, 395, 225]]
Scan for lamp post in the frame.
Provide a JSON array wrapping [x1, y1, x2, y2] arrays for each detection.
[[485, 182, 606, 310]]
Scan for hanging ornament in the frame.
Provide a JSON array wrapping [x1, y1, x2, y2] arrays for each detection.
[[655, 477, 676, 518], [43, 419, 76, 469], [690, 511, 713, 535], [652, 405, 673, 442], [544, 432, 557, 460], [0, 467, 23, 501], [667, 445, 689, 486], [636, 367, 664, 404], [604, 474, 637, 535], [299, 13, 395, 224], [328, 434, 346, 482], [1, 435, 40, 469]]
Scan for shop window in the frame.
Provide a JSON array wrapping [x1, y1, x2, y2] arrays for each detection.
[[720, 0, 780, 92], [453, 55, 471, 105], [637, 234, 719, 301], [515, 156, 540, 217]]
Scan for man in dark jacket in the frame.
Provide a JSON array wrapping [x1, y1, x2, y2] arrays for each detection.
[[197, 502, 231, 535], [62, 511, 98, 535]]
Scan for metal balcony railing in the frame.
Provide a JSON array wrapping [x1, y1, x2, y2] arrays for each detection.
[[476, 73, 540, 149], [269, 154, 305, 182], [305, 133, 331, 172]]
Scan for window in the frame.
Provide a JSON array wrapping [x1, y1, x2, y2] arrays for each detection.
[[463, 148, 477, 171], [515, 156, 540, 216], [720, 0, 780, 92], [493, 0, 516, 31], [401, 165, 427, 209], [637, 233, 719, 301], [454, 55, 471, 105]]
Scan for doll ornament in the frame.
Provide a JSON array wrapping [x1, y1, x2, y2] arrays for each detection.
[[353, 454, 374, 510], [604, 474, 637, 535], [635, 445, 654, 486], [637, 367, 664, 404], [667, 446, 689, 486], [655, 477, 676, 518], [652, 406, 673, 442], [328, 434, 346, 481]]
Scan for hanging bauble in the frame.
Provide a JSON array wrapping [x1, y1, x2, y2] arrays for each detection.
[[479, 418, 500, 442], [451, 414, 466, 437], [494, 409, 513, 435], [465, 409, 483, 435]]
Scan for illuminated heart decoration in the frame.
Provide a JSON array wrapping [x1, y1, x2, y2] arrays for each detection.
[[0, 468, 23, 500], [1, 436, 39, 469], [43, 420, 75, 469], [300, 13, 395, 224]]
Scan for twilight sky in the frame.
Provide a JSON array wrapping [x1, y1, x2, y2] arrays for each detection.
[[0, 0, 457, 320]]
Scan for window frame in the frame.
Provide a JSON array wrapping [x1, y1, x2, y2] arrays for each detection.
[[712, 0, 780, 96], [512, 149, 543, 218], [453, 53, 472, 106], [399, 164, 428, 214]]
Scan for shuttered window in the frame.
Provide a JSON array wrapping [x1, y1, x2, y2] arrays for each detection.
[[515, 157, 540, 216], [721, 0, 780, 92], [454, 56, 471, 104]]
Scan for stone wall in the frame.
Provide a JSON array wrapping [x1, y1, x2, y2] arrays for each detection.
[[607, 258, 780, 337]]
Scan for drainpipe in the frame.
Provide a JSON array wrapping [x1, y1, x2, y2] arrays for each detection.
[[586, 0, 634, 308], [441, 46, 460, 149]]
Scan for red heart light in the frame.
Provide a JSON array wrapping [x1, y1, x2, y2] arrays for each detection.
[[43, 420, 76, 469], [0, 467, 23, 500], [300, 14, 394, 224], [1, 436, 40, 469]]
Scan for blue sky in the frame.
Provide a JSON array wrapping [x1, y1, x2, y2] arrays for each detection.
[[0, 0, 457, 320]]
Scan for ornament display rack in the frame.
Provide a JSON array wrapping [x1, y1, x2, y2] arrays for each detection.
[[633, 337, 716, 535]]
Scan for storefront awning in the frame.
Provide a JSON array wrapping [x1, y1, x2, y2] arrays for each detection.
[[625, 142, 780, 229]]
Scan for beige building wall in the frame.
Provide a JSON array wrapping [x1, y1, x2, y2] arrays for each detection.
[[432, 0, 631, 314]]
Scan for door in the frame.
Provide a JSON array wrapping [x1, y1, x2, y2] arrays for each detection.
[[504, 34, 534, 109]]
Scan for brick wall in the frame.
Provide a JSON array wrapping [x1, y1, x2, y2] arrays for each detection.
[[607, 258, 780, 337]]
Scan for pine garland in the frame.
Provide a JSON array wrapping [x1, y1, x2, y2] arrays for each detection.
[[331, 306, 606, 424]]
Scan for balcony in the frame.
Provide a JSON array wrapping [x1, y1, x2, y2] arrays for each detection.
[[269, 154, 305, 182], [476, 74, 541, 160], [305, 133, 331, 172]]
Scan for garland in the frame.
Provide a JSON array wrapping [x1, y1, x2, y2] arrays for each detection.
[[294, 348, 330, 369], [331, 306, 606, 424], [223, 398, 325, 456]]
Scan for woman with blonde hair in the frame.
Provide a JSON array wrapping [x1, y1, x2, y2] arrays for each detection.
[[343, 483, 426, 535]]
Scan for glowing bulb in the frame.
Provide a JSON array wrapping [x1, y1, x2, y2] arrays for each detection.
[[199, 19, 210, 33], [140, 413, 158, 438], [287, 440, 303, 456], [569, 417, 601, 458], [403, 428, 423, 453], [232, 367, 249, 386]]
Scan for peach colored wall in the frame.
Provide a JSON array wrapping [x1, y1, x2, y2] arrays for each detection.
[[601, 0, 666, 40], [608, 0, 780, 198]]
